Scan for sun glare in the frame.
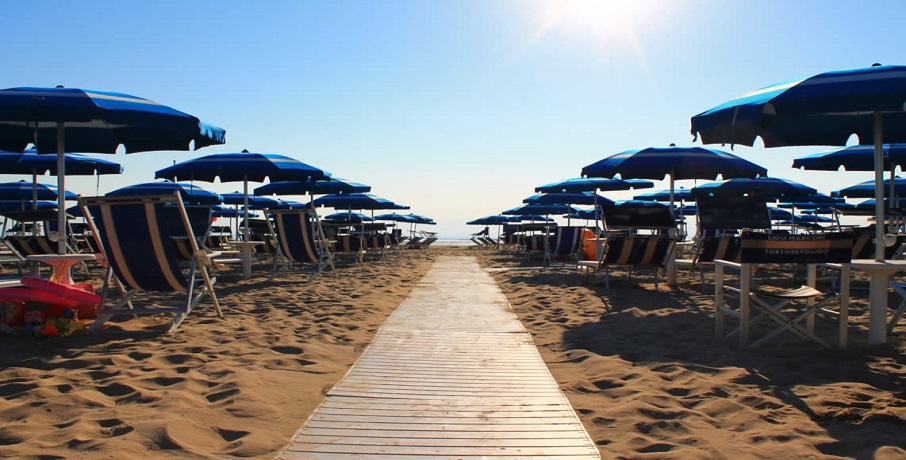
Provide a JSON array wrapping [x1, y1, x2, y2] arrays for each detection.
[[524, 0, 665, 58]]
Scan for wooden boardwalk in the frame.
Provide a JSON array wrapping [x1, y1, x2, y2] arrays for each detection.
[[279, 256, 600, 459]]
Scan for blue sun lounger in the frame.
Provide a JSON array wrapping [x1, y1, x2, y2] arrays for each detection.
[[80, 193, 223, 333]]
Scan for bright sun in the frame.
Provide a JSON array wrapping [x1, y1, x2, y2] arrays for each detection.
[[526, 0, 664, 52]]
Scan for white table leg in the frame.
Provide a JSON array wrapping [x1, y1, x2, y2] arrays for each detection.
[[867, 271, 889, 345]]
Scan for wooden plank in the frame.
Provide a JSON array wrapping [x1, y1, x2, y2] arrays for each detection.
[[278, 257, 600, 459], [297, 427, 591, 439], [302, 420, 586, 432], [282, 453, 598, 460], [290, 435, 597, 448], [284, 444, 599, 456]]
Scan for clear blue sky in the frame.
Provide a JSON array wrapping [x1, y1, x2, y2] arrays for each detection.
[[3, 0, 904, 237]]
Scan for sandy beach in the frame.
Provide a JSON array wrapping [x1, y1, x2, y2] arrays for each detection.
[[0, 246, 904, 459]]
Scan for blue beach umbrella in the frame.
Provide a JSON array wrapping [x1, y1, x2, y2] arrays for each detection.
[[833, 177, 906, 199], [0, 180, 77, 201], [792, 144, 906, 172], [793, 144, 906, 203], [0, 150, 124, 210], [777, 194, 845, 207], [502, 203, 579, 216], [221, 192, 282, 208], [674, 204, 697, 216], [106, 181, 222, 205], [515, 214, 555, 222], [534, 177, 651, 229], [467, 215, 516, 226], [582, 146, 767, 181], [564, 209, 598, 220], [156, 150, 330, 241], [581, 145, 767, 217], [211, 205, 259, 219], [766, 206, 794, 220], [534, 177, 654, 193], [522, 192, 614, 206], [690, 63, 906, 262], [376, 213, 419, 223], [0, 150, 123, 176], [325, 211, 373, 223], [255, 177, 370, 196], [0, 86, 225, 253], [0, 200, 56, 212], [692, 177, 816, 201], [312, 193, 409, 211], [405, 214, 435, 225], [634, 187, 695, 202]]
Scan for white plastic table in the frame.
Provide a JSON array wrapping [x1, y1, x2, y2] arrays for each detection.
[[227, 240, 263, 279], [849, 259, 906, 345], [26, 254, 95, 285]]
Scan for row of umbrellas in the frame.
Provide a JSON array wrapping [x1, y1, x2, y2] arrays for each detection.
[[0, 87, 434, 251]]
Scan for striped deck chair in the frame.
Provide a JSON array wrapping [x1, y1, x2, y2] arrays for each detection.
[[270, 209, 335, 281], [550, 226, 584, 267], [3, 234, 89, 278], [675, 234, 741, 291], [80, 193, 222, 333], [580, 235, 675, 290]]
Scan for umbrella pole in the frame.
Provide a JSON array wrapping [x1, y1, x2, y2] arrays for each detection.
[[243, 174, 250, 242], [873, 111, 885, 262], [666, 171, 677, 285], [56, 122, 67, 255], [31, 170, 38, 209]]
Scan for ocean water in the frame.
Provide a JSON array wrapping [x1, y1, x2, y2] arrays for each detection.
[[431, 238, 474, 247]]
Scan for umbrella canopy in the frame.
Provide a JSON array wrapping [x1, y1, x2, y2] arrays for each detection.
[[634, 187, 695, 202], [792, 144, 906, 172], [692, 177, 816, 201], [211, 205, 259, 219], [675, 204, 698, 216], [0, 86, 225, 253], [581, 145, 767, 219], [564, 209, 598, 220], [405, 213, 436, 225], [851, 198, 906, 211], [0, 149, 124, 209], [581, 146, 767, 181], [221, 192, 281, 207], [534, 177, 654, 193], [793, 144, 906, 202], [522, 192, 614, 206], [106, 181, 222, 205], [514, 214, 555, 222], [502, 203, 579, 216], [767, 206, 795, 220], [324, 211, 373, 223], [0, 200, 56, 212], [156, 150, 329, 240], [0, 150, 123, 175], [254, 177, 370, 196], [376, 213, 419, 223], [833, 177, 906, 199], [0, 180, 77, 201], [466, 215, 516, 225], [312, 193, 410, 211], [155, 150, 330, 183], [777, 194, 845, 207], [690, 63, 906, 262]]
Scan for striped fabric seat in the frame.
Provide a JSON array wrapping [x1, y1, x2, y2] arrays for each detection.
[[580, 235, 674, 290], [80, 193, 222, 333], [270, 209, 334, 280]]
